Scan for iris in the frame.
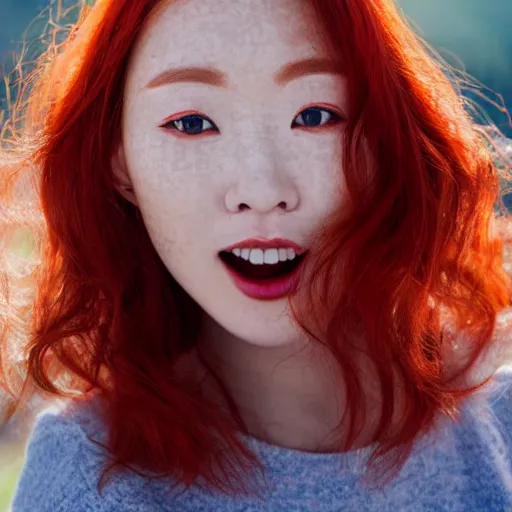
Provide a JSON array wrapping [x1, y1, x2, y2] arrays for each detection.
[[180, 115, 204, 134], [300, 108, 323, 127]]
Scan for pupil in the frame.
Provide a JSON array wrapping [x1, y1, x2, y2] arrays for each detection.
[[303, 108, 322, 127], [184, 116, 202, 134]]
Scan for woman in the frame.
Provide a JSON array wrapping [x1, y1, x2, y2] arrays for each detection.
[[1, 0, 512, 510]]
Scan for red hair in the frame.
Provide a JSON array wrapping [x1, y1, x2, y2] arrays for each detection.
[[1, 0, 511, 497]]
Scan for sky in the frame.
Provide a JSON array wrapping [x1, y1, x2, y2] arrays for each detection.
[[0, 0, 511, 134]]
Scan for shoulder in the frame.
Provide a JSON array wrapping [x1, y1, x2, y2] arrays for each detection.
[[11, 395, 180, 512], [10, 396, 117, 512]]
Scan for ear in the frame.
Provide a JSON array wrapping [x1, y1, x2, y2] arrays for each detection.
[[112, 144, 139, 206]]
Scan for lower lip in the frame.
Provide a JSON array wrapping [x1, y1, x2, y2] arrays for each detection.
[[221, 259, 304, 301]]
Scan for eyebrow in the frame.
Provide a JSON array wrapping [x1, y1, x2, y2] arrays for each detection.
[[145, 57, 342, 89]]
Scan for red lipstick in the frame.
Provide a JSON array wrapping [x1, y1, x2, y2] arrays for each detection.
[[219, 238, 307, 301], [220, 238, 306, 254]]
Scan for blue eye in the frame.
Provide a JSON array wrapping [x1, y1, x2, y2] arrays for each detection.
[[164, 114, 218, 135], [163, 107, 341, 136], [292, 107, 340, 128]]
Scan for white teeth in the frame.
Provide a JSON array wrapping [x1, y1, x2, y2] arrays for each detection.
[[249, 248, 264, 265], [263, 248, 279, 264], [230, 247, 299, 265]]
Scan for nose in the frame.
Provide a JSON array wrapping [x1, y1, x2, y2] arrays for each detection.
[[224, 139, 300, 215]]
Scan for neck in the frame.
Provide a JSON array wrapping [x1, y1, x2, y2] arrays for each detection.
[[181, 315, 384, 453]]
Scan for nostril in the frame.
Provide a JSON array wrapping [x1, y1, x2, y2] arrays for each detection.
[[236, 202, 288, 212]]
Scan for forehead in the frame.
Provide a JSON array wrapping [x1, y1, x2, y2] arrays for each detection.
[[131, 0, 326, 75]]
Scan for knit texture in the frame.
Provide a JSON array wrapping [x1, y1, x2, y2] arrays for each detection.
[[11, 368, 512, 511]]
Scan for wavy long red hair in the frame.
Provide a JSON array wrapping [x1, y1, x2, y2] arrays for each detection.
[[1, 0, 511, 497]]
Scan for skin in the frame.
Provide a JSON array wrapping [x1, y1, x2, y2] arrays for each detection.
[[114, 0, 382, 451]]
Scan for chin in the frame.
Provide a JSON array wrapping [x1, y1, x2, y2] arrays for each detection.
[[210, 301, 306, 349]]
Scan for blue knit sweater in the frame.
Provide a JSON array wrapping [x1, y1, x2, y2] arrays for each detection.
[[11, 368, 512, 511]]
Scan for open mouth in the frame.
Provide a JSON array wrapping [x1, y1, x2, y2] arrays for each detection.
[[219, 250, 306, 281], [218, 246, 307, 300]]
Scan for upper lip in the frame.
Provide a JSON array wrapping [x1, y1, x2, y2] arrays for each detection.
[[220, 238, 307, 254]]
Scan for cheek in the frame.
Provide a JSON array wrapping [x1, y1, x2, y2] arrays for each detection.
[[291, 132, 346, 212], [124, 129, 211, 206], [122, 134, 214, 254]]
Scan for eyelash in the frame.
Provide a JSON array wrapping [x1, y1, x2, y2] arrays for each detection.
[[160, 106, 344, 136]]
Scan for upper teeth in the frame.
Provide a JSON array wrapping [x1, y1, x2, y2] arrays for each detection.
[[232, 247, 298, 265]]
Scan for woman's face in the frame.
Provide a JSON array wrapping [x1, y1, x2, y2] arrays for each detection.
[[119, 0, 348, 347]]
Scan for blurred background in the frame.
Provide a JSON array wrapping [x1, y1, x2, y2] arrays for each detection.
[[0, 0, 511, 510]]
